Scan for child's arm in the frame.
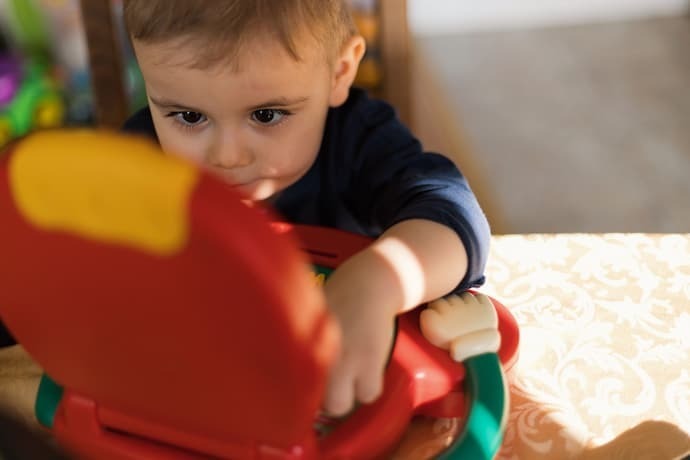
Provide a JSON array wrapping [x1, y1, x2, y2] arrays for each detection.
[[322, 218, 468, 416]]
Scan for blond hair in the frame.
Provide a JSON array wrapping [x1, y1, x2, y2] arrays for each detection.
[[123, 0, 357, 68]]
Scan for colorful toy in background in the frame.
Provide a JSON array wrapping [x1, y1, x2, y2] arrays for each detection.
[[0, 0, 146, 130], [0, 44, 64, 147], [0, 0, 65, 147], [0, 130, 519, 459]]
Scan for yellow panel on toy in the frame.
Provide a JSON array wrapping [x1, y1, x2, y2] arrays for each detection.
[[1, 1, 67, 147], [9, 130, 198, 255]]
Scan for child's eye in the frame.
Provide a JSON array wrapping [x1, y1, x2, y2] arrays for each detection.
[[251, 109, 289, 126], [166, 111, 208, 128]]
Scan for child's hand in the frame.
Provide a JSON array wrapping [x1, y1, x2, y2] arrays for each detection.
[[319, 219, 470, 416], [321, 248, 398, 417]]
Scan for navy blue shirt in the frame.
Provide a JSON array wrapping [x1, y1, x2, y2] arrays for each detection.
[[124, 87, 491, 291]]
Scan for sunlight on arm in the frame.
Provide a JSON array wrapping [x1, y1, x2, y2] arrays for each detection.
[[370, 219, 468, 313], [370, 236, 427, 310]]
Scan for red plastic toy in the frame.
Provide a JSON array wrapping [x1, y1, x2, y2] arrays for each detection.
[[0, 130, 519, 459]]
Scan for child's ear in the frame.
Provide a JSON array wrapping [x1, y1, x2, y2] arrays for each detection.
[[329, 35, 366, 107]]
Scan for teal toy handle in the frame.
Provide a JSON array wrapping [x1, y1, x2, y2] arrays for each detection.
[[438, 352, 508, 460], [35, 373, 63, 429]]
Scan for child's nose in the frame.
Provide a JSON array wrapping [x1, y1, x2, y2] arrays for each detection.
[[207, 135, 253, 169]]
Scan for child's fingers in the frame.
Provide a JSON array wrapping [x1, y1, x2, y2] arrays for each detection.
[[323, 364, 356, 417], [355, 327, 392, 404], [355, 363, 384, 404]]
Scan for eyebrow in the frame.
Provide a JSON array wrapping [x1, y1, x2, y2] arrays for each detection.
[[246, 96, 309, 111], [149, 97, 203, 113], [149, 95, 310, 113]]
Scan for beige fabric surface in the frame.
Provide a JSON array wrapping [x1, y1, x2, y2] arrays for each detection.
[[1, 234, 689, 459], [394, 234, 690, 459], [486, 234, 690, 459]]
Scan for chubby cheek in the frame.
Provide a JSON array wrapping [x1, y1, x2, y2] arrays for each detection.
[[263, 132, 319, 179], [154, 122, 207, 165]]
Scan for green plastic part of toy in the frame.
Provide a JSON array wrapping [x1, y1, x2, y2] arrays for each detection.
[[35, 373, 63, 429], [313, 265, 333, 278], [0, 60, 61, 141], [438, 352, 508, 460], [34, 355, 508, 457]]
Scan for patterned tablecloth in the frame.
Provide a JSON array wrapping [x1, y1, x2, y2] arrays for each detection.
[[396, 234, 690, 460], [2, 234, 690, 459]]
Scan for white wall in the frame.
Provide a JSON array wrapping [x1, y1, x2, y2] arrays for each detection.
[[409, 0, 690, 35]]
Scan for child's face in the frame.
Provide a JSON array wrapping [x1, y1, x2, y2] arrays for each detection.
[[133, 36, 337, 201]]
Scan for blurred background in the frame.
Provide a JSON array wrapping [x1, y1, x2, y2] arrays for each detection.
[[1, 0, 688, 234], [408, 0, 690, 234]]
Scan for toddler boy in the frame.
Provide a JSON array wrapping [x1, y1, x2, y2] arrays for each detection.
[[120, 0, 491, 416]]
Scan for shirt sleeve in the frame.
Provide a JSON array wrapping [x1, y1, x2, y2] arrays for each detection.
[[341, 94, 491, 292]]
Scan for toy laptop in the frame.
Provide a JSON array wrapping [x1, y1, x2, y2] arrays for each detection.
[[0, 130, 519, 459]]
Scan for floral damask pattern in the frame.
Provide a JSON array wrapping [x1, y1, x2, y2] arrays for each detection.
[[483, 234, 690, 459], [391, 234, 690, 459]]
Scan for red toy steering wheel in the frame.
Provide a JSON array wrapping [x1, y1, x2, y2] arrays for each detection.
[[0, 131, 518, 459]]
